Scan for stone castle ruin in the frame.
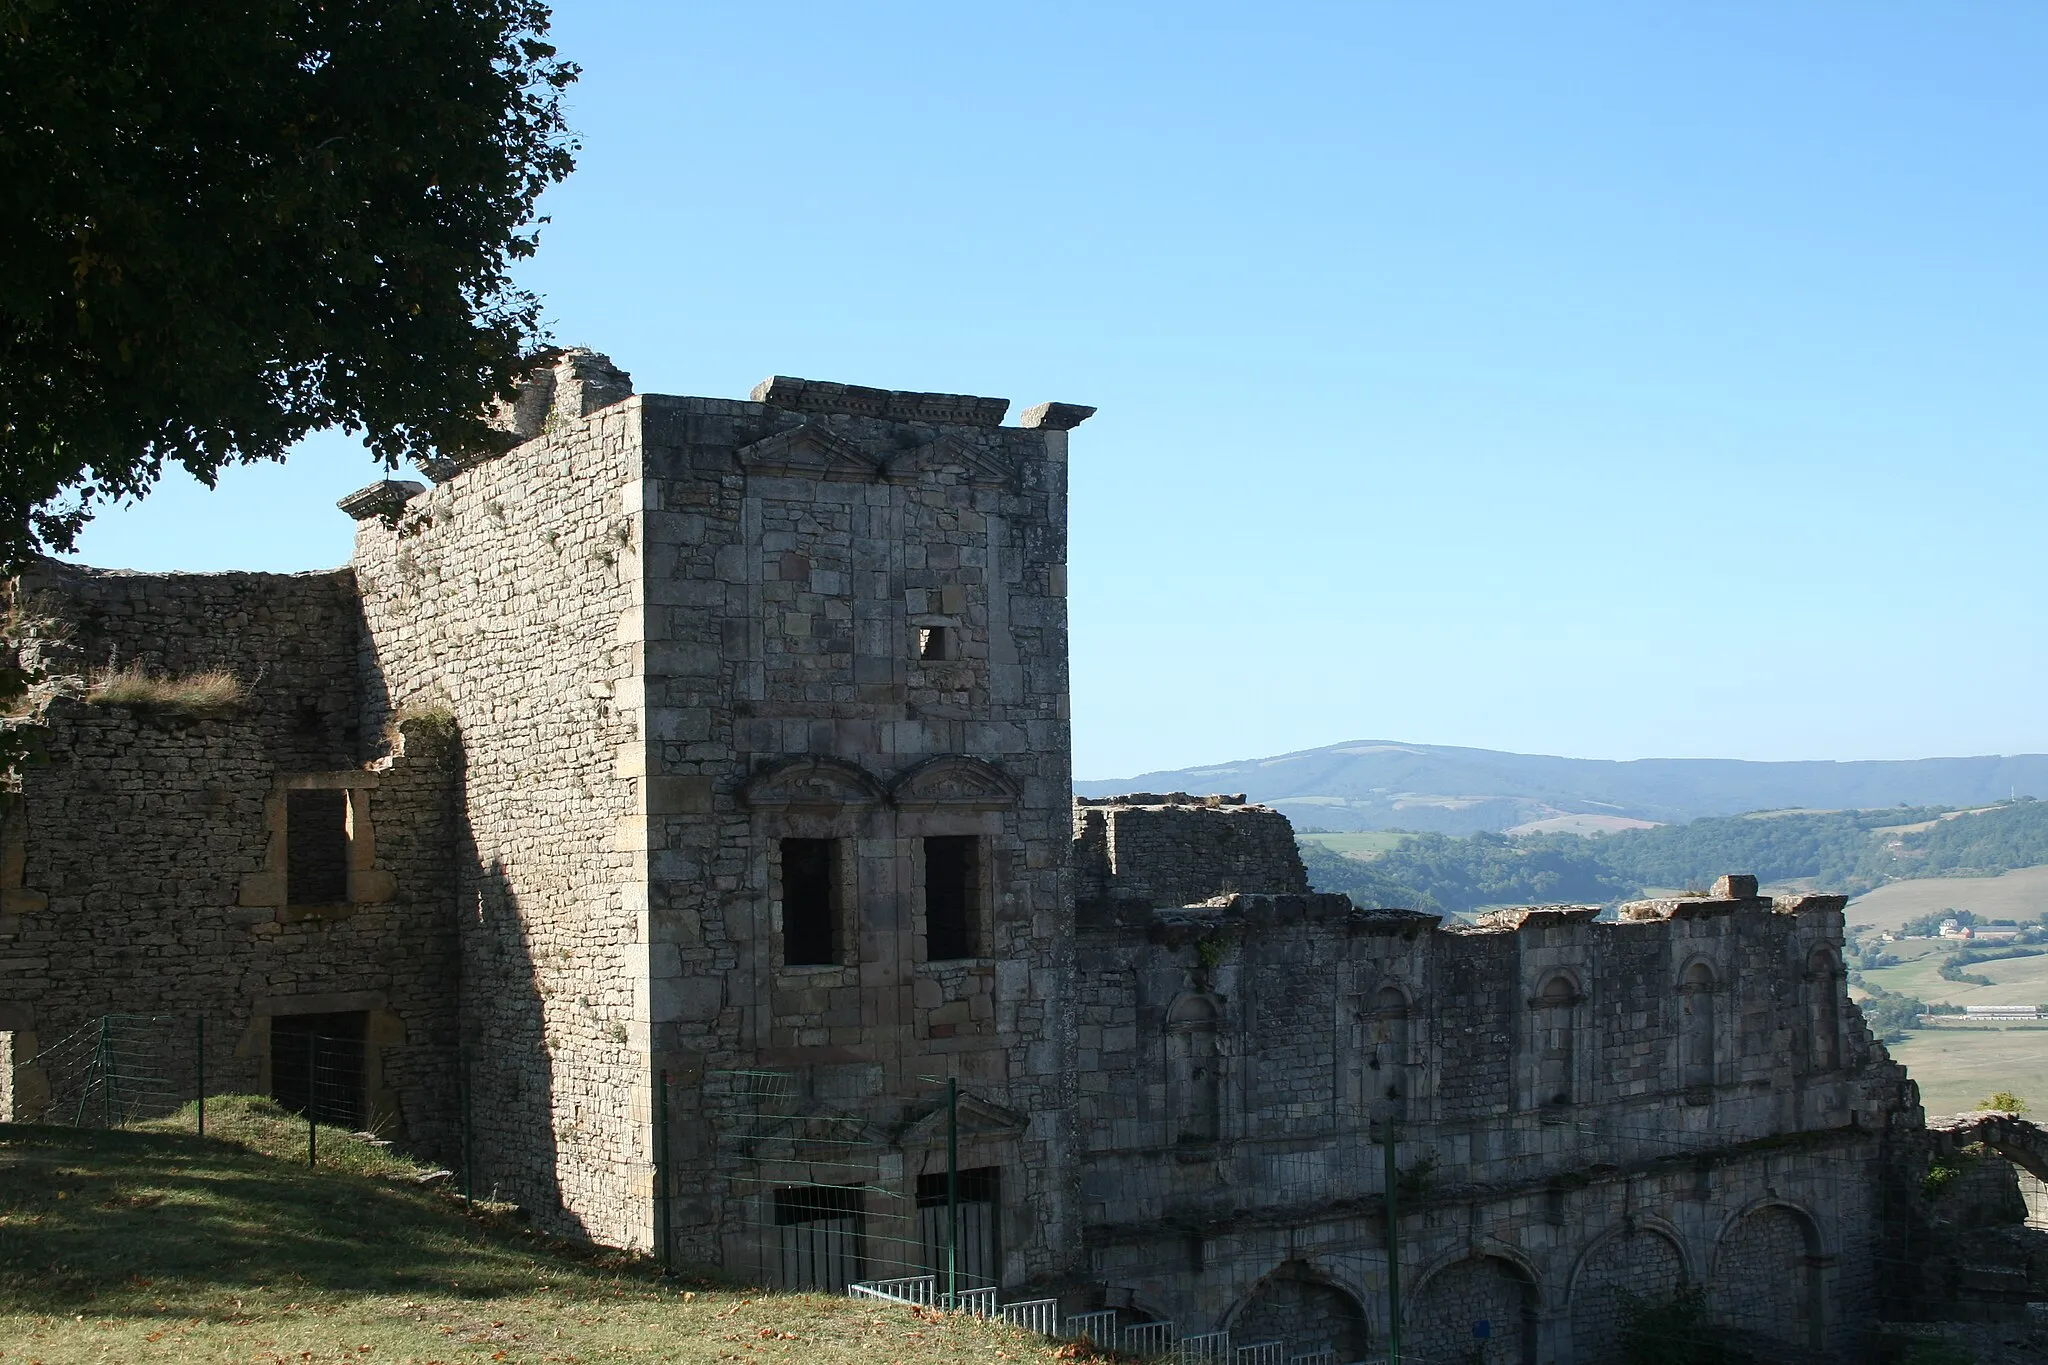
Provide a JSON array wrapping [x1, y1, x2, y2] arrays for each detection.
[[1, 351, 2042, 1361]]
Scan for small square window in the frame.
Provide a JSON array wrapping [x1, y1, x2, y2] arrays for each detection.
[[917, 626, 949, 662]]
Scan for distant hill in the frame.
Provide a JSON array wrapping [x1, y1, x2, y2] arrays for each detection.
[[1074, 741, 2048, 834]]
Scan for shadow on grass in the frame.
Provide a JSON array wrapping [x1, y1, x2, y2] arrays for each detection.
[[0, 1121, 653, 1320]]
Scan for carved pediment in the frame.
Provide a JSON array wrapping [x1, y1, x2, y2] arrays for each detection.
[[896, 1092, 1029, 1148], [735, 423, 885, 482], [740, 755, 887, 810], [888, 755, 1020, 810], [890, 434, 1016, 489]]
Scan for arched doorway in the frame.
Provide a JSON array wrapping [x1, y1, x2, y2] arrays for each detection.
[[1407, 1254, 1538, 1365], [1709, 1204, 1822, 1350], [1568, 1227, 1687, 1364], [1230, 1261, 1371, 1362]]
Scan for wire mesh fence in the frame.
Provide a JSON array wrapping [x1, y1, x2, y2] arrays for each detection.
[[32, 1012, 196, 1129]]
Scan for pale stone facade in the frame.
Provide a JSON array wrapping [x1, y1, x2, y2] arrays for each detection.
[[0, 350, 1955, 1359]]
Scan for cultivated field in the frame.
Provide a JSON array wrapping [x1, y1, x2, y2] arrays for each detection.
[[1857, 940, 2048, 1009], [1297, 831, 1413, 858], [1883, 1025, 2048, 1120], [1846, 865, 2048, 933]]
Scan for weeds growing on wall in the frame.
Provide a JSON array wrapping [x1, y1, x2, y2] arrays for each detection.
[[1618, 1286, 1734, 1364], [84, 664, 243, 714], [390, 701, 460, 766]]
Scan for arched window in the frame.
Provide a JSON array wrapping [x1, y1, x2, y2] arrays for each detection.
[[1167, 994, 1221, 1142], [1808, 948, 1841, 1071], [1370, 985, 1412, 1121], [1679, 961, 1716, 1090], [1536, 974, 1578, 1108]]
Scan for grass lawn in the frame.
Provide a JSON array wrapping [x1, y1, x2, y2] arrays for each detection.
[[1884, 1026, 2048, 1120], [0, 1098, 1074, 1365]]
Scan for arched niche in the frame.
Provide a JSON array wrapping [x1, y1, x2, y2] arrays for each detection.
[[1708, 1201, 1826, 1352], [1165, 992, 1222, 1142], [1567, 1224, 1690, 1365], [1369, 983, 1414, 1120], [1227, 1260, 1372, 1363], [1806, 946, 1842, 1070], [1407, 1252, 1539, 1365], [1677, 959, 1717, 1090], [1532, 972, 1582, 1108]]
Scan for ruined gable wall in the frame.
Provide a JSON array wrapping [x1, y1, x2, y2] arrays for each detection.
[[352, 399, 647, 1244], [1074, 796, 1308, 912], [1077, 869, 1916, 1358], [634, 391, 1081, 1283], [0, 565, 456, 1149]]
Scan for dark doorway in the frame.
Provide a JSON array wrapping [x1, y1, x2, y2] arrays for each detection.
[[270, 1011, 368, 1129], [924, 836, 979, 961], [773, 1183, 865, 1291], [781, 839, 839, 966], [917, 1165, 1000, 1289], [286, 790, 349, 905]]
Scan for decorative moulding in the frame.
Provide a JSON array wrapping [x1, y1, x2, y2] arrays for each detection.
[[889, 755, 1020, 810], [893, 433, 1017, 489], [738, 755, 889, 810], [734, 423, 885, 482]]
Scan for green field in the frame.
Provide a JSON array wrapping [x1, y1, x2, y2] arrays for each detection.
[[1846, 864, 2048, 933], [1883, 1025, 2048, 1119], [1858, 940, 2048, 1009], [1297, 830, 1413, 858]]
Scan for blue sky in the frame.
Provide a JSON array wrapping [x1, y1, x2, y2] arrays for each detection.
[[66, 3, 2048, 780]]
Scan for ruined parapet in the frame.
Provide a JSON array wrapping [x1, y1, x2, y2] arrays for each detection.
[[1072, 793, 1308, 916], [415, 348, 637, 482]]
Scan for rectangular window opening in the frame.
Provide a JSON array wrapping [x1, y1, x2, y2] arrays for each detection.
[[924, 835, 979, 961], [270, 1010, 368, 1130], [781, 838, 839, 967], [285, 789, 350, 906], [917, 626, 949, 662]]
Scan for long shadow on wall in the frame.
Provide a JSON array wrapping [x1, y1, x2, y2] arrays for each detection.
[[446, 739, 566, 1228]]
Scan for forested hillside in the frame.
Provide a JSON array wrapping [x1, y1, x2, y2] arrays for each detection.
[[1300, 798, 2048, 914]]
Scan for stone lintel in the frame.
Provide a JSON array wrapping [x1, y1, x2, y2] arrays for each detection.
[[1019, 401, 1097, 430], [750, 375, 1010, 428], [336, 480, 426, 521]]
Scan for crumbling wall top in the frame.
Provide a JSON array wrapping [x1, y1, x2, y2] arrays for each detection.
[[751, 375, 1011, 428]]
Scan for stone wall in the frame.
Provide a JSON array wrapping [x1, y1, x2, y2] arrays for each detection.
[[1074, 865, 1920, 1361], [628, 381, 1085, 1284], [350, 357, 649, 1243], [0, 563, 457, 1148], [1074, 795, 1307, 914]]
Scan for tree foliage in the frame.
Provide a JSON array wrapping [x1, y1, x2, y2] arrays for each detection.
[[0, 0, 577, 564]]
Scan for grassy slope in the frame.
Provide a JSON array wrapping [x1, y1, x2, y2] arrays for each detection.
[[1845, 864, 2048, 933], [0, 1099, 1069, 1365]]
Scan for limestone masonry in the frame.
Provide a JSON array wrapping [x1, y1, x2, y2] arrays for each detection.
[[0, 350, 2031, 1362]]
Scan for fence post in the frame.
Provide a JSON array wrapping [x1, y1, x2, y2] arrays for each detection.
[[100, 1016, 113, 1129], [1384, 1119, 1401, 1365], [946, 1075, 958, 1312], [195, 1015, 205, 1137], [656, 1068, 671, 1275], [460, 1050, 474, 1204], [308, 1033, 319, 1168]]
